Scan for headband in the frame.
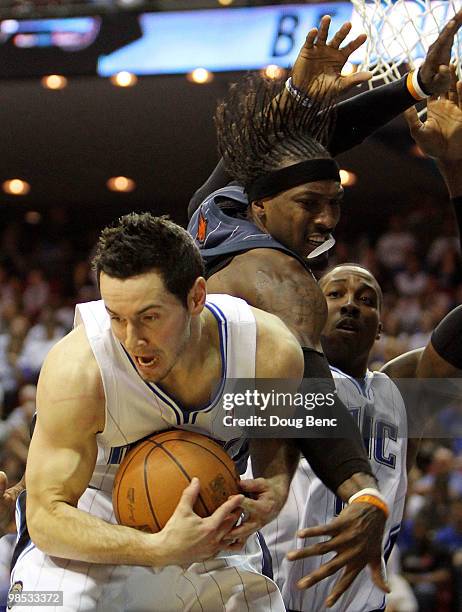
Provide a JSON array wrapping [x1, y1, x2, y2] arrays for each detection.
[[246, 158, 340, 203]]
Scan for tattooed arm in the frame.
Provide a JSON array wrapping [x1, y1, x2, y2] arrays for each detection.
[[207, 249, 388, 606]]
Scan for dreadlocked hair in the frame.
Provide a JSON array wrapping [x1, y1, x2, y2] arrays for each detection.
[[215, 73, 337, 190]]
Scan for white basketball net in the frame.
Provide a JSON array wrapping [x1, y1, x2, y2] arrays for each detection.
[[350, 0, 462, 85]]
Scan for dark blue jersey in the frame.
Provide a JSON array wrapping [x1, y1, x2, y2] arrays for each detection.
[[187, 185, 335, 277]]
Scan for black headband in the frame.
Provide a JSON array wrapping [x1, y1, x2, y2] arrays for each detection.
[[246, 158, 340, 203]]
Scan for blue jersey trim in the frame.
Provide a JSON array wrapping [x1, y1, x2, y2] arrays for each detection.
[[121, 346, 182, 425]]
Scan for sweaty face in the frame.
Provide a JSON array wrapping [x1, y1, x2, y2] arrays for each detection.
[[258, 180, 343, 259], [320, 266, 381, 361], [100, 271, 191, 383]]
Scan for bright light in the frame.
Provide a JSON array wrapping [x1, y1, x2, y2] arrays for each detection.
[[106, 176, 136, 193], [110, 72, 138, 88], [25, 211, 41, 224], [262, 64, 285, 80], [341, 62, 356, 77], [218, 0, 234, 5], [339, 169, 357, 187], [2, 179, 31, 196], [187, 68, 213, 84], [1, 20, 19, 34], [41, 75, 68, 90]]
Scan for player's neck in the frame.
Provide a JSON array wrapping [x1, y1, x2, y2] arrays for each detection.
[[156, 309, 223, 409], [330, 355, 368, 380]]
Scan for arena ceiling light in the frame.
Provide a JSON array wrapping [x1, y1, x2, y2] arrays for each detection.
[[2, 179, 31, 195], [110, 71, 138, 88], [218, 0, 234, 5], [41, 75, 68, 90], [262, 64, 285, 80], [339, 170, 357, 187], [106, 176, 136, 192], [187, 68, 213, 84]]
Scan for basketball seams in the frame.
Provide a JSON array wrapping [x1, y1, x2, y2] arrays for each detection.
[[143, 445, 162, 532], [112, 440, 151, 524], [147, 440, 210, 515]]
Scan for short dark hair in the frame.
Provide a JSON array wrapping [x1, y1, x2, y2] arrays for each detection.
[[215, 74, 336, 192], [92, 213, 205, 307]]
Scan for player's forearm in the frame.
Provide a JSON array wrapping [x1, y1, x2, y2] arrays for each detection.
[[331, 75, 414, 155], [27, 501, 165, 566], [335, 472, 379, 503], [249, 439, 299, 503]]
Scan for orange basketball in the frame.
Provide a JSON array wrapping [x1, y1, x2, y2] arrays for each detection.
[[112, 430, 241, 533]]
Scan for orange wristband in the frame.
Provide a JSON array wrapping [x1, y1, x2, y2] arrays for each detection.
[[350, 494, 389, 518], [406, 70, 428, 101]]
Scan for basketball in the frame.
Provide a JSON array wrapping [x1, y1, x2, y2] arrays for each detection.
[[112, 430, 241, 533]]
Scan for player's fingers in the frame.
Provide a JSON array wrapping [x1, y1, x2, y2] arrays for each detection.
[[448, 64, 458, 103], [369, 558, 390, 593], [324, 567, 361, 608], [208, 493, 245, 526], [177, 477, 201, 512], [295, 547, 361, 590], [427, 19, 458, 65], [295, 519, 342, 540], [403, 106, 421, 133], [316, 15, 331, 45], [328, 21, 351, 49], [342, 71, 372, 90], [457, 81, 462, 109], [341, 33, 367, 57], [0, 472, 8, 495], [238, 478, 266, 494], [304, 28, 318, 49], [288, 528, 356, 560]]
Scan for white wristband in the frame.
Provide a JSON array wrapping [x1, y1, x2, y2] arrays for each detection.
[[285, 77, 312, 107], [348, 487, 386, 505]]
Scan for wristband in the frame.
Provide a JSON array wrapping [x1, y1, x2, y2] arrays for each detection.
[[349, 488, 389, 518], [406, 69, 430, 101], [285, 77, 312, 107]]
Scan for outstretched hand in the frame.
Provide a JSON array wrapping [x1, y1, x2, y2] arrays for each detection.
[[0, 471, 22, 533], [287, 501, 388, 608], [405, 67, 462, 161], [291, 15, 372, 96], [419, 9, 462, 95]]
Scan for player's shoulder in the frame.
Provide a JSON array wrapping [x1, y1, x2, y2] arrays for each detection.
[[251, 306, 303, 379], [40, 324, 102, 398], [233, 247, 308, 276]]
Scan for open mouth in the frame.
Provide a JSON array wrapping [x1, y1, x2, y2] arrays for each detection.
[[306, 235, 327, 247], [336, 319, 360, 333], [135, 355, 159, 368]]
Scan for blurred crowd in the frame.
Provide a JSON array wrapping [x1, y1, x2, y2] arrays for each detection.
[[1, 196, 462, 611]]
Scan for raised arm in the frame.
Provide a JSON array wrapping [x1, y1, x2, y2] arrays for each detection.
[[188, 12, 462, 218], [26, 326, 243, 566]]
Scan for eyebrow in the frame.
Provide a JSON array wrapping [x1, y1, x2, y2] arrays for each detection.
[[325, 279, 378, 293], [105, 304, 162, 316]]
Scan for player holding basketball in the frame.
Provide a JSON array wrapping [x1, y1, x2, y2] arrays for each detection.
[[9, 214, 305, 611], [187, 14, 462, 608]]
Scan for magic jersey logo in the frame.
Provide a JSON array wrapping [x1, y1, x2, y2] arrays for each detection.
[[196, 211, 208, 244]]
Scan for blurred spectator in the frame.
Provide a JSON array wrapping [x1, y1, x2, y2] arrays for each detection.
[[400, 513, 453, 611], [376, 216, 417, 272], [17, 307, 65, 381], [22, 269, 50, 318], [394, 253, 430, 297]]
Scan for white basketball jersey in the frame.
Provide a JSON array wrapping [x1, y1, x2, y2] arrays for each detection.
[[261, 367, 408, 612], [74, 294, 256, 493]]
